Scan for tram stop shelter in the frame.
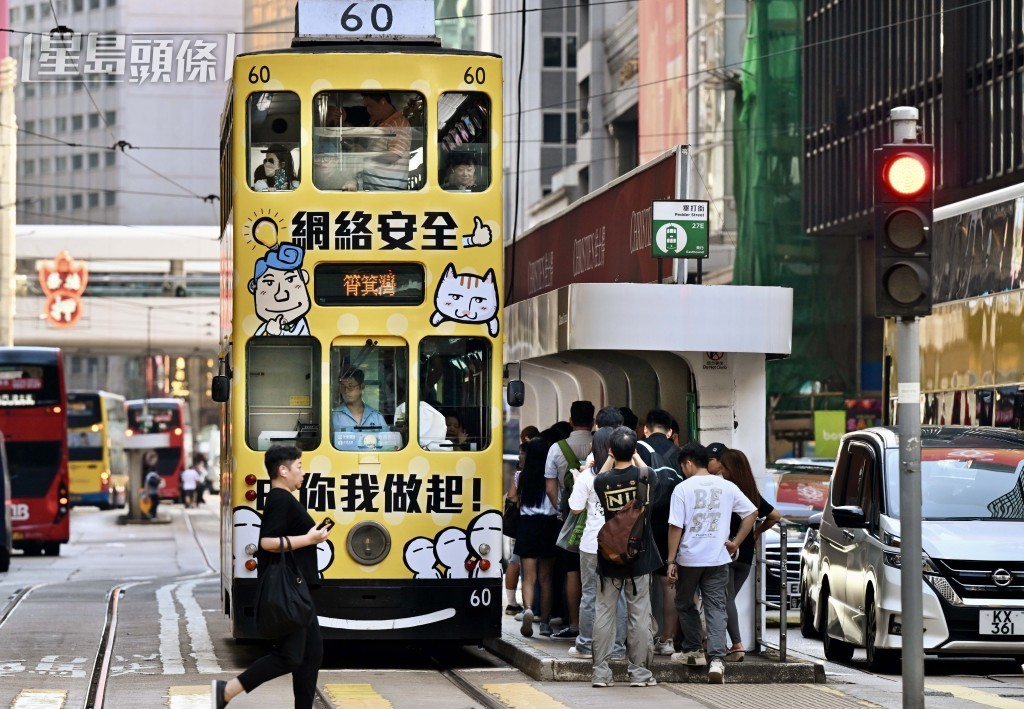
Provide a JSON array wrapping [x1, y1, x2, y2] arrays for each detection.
[[503, 147, 793, 653]]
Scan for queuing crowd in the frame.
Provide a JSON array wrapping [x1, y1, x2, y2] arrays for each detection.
[[503, 402, 779, 686]]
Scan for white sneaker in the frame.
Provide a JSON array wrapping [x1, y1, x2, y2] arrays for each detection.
[[630, 676, 657, 687], [707, 657, 725, 684], [520, 609, 534, 638], [670, 649, 707, 667], [654, 639, 675, 655], [568, 646, 593, 659]]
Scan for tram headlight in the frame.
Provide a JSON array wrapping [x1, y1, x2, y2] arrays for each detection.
[[245, 474, 257, 485], [478, 543, 491, 557], [346, 521, 391, 565], [245, 490, 257, 502], [244, 559, 257, 571], [244, 543, 258, 556]]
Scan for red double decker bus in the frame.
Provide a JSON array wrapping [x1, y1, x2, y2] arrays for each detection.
[[0, 347, 70, 556], [126, 398, 192, 502]]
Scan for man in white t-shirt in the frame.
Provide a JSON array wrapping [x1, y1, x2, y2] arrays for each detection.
[[667, 441, 757, 684]]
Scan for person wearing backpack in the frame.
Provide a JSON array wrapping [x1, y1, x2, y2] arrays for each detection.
[[543, 400, 594, 640], [667, 442, 757, 685], [587, 426, 661, 688], [637, 409, 684, 655]]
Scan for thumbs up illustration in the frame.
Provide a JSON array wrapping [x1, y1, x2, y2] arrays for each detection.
[[462, 216, 494, 248]]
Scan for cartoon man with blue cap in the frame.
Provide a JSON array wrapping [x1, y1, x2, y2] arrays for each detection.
[[248, 243, 311, 336]]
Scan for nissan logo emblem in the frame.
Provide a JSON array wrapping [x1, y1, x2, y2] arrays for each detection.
[[992, 569, 1013, 587]]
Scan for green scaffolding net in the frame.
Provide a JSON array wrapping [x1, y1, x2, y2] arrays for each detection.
[[732, 0, 857, 398]]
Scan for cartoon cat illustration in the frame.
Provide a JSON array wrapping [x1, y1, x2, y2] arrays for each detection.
[[429, 264, 500, 336]]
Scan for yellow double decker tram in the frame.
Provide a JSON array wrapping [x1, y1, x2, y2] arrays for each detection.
[[215, 2, 504, 641]]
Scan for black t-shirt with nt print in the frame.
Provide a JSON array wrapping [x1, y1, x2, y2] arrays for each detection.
[[593, 464, 661, 578], [257, 487, 320, 588]]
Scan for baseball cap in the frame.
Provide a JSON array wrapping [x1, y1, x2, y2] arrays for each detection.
[[706, 442, 728, 460]]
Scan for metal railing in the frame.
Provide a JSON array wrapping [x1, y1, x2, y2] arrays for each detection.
[[754, 518, 791, 662]]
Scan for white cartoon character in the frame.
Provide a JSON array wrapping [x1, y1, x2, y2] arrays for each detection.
[[462, 216, 493, 248], [434, 526, 470, 579], [316, 539, 335, 576], [232, 507, 262, 578], [403, 536, 441, 579], [465, 510, 503, 578], [249, 243, 311, 336], [429, 264, 499, 336]]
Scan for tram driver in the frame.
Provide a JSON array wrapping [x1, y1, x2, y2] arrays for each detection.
[[331, 369, 387, 433]]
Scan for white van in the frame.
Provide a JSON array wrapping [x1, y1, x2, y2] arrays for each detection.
[[800, 426, 1024, 671]]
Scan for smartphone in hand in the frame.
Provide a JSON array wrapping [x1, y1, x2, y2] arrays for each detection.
[[316, 517, 335, 531]]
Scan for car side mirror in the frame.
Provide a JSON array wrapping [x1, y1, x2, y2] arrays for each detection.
[[831, 505, 867, 529], [806, 512, 823, 530], [506, 380, 525, 408], [211, 375, 230, 403]]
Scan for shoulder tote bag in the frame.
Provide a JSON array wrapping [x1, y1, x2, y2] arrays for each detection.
[[255, 536, 315, 639]]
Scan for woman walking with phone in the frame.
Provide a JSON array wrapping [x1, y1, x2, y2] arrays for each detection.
[[212, 445, 331, 708]]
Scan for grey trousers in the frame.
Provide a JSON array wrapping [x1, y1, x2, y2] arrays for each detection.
[[576, 551, 626, 656], [592, 573, 655, 684], [675, 564, 729, 661]]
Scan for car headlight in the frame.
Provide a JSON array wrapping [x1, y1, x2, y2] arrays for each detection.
[[882, 550, 940, 574]]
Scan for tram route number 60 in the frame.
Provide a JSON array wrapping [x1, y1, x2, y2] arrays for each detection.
[[339, 2, 395, 32], [469, 588, 492, 607]]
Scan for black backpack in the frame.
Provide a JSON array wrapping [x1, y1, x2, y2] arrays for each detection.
[[637, 440, 683, 508]]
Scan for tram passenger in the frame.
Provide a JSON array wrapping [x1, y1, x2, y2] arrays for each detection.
[[444, 410, 470, 450], [253, 144, 299, 192], [442, 151, 482, 191], [331, 369, 387, 432], [341, 92, 411, 191], [212, 445, 331, 709]]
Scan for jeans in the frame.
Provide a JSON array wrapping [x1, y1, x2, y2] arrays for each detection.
[[575, 551, 626, 656], [675, 564, 729, 661], [592, 573, 655, 685]]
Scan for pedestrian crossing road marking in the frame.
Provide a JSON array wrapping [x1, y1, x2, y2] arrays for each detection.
[[168, 685, 211, 709], [482, 683, 571, 708], [10, 690, 66, 709], [929, 685, 1024, 709], [323, 684, 392, 707]]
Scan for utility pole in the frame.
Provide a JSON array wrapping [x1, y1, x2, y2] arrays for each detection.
[[874, 106, 931, 709], [0, 8, 17, 346]]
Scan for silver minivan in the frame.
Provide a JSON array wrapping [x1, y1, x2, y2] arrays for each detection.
[[801, 426, 1024, 670]]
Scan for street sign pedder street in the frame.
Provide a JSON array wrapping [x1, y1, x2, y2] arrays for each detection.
[[651, 200, 709, 258]]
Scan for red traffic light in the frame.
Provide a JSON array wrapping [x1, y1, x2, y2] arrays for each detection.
[[883, 153, 929, 198]]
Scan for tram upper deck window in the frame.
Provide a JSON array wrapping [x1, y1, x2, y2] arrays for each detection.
[[248, 91, 300, 192], [438, 92, 490, 192], [246, 338, 321, 452], [313, 90, 426, 192], [419, 337, 492, 451], [330, 339, 409, 451]]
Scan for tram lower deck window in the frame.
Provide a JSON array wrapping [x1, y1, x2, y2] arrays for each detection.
[[245, 338, 321, 451], [331, 339, 408, 451]]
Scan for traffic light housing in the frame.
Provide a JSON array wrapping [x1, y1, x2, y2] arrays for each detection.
[[873, 143, 934, 318]]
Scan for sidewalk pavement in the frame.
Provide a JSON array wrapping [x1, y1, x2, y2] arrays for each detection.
[[483, 611, 825, 684]]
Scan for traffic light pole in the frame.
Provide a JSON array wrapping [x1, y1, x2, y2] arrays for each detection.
[[897, 316, 923, 709], [888, 106, 924, 709]]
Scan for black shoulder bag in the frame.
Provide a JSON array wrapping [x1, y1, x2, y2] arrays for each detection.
[[255, 536, 315, 639]]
